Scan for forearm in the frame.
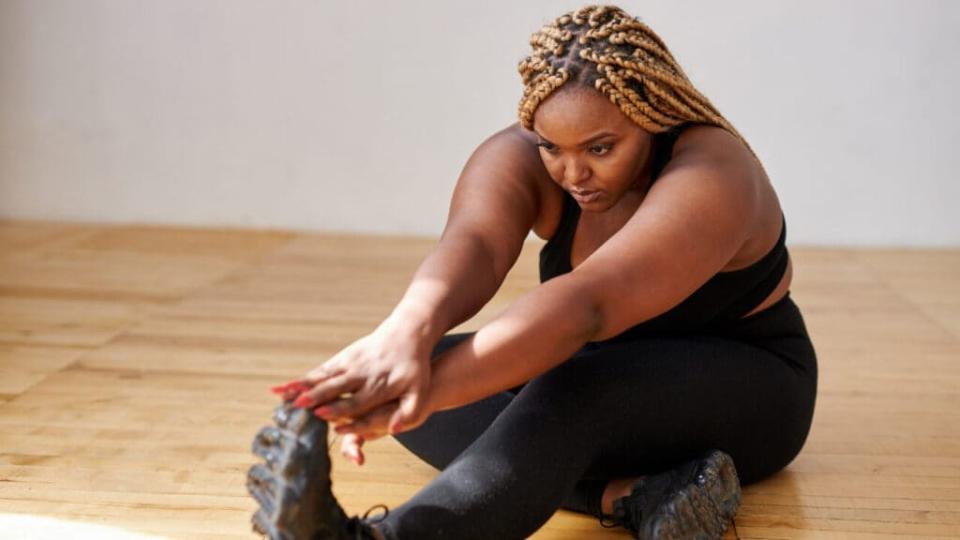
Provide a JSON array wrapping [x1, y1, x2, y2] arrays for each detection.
[[380, 235, 502, 345], [424, 275, 603, 412]]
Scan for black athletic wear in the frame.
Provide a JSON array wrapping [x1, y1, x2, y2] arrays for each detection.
[[540, 123, 790, 336], [378, 125, 817, 540]]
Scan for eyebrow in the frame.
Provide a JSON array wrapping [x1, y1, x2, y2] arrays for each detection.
[[534, 130, 618, 147]]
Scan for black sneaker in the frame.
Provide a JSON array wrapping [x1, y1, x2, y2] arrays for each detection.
[[609, 450, 741, 539], [246, 400, 387, 540]]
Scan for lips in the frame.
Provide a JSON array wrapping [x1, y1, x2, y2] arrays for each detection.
[[570, 189, 601, 203]]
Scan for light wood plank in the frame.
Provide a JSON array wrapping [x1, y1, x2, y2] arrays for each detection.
[[0, 344, 86, 398]]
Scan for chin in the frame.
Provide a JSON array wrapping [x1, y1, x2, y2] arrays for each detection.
[[577, 199, 615, 213]]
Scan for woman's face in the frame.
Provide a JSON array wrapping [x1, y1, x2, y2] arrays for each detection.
[[532, 85, 655, 212]]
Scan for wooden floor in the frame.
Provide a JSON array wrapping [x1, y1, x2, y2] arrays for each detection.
[[0, 220, 957, 539]]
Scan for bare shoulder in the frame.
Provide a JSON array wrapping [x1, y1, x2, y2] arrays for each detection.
[[648, 125, 760, 215], [660, 123, 784, 270], [443, 123, 560, 274], [670, 124, 760, 181], [476, 122, 540, 164], [473, 123, 565, 242]]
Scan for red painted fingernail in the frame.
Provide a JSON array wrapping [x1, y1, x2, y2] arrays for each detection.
[[274, 381, 310, 393], [272, 383, 295, 394], [314, 406, 332, 417], [293, 394, 311, 408]]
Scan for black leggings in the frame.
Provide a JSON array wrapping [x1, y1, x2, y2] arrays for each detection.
[[377, 294, 817, 540]]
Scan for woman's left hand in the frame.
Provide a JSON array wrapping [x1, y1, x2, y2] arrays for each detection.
[[335, 402, 402, 466], [290, 396, 430, 467], [335, 398, 418, 466]]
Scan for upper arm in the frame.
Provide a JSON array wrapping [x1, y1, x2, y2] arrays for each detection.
[[441, 123, 547, 282], [571, 129, 761, 340]]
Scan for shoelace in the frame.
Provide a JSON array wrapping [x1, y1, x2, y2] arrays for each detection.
[[328, 434, 390, 540], [327, 433, 390, 540], [345, 504, 389, 540], [362, 504, 389, 524]]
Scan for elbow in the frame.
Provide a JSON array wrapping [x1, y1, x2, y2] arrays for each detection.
[[541, 275, 607, 344], [588, 300, 616, 342], [585, 300, 606, 343], [585, 288, 631, 343]]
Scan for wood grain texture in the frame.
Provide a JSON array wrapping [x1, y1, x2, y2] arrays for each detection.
[[0, 221, 958, 539]]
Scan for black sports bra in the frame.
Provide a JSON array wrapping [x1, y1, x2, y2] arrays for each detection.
[[538, 123, 789, 339]]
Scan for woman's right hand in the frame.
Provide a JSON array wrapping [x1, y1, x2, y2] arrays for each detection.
[[273, 315, 437, 437]]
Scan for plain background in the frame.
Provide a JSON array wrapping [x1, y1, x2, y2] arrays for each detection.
[[1, 0, 958, 246]]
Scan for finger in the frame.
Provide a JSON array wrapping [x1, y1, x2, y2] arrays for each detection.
[[281, 387, 309, 402], [272, 378, 328, 403], [270, 380, 311, 398], [389, 387, 425, 434], [334, 419, 376, 440], [273, 363, 345, 401], [339, 434, 365, 466], [315, 375, 396, 421], [304, 362, 346, 386], [293, 374, 360, 409], [273, 386, 295, 401], [335, 402, 398, 440]]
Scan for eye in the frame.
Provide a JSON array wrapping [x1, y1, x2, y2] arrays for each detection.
[[536, 141, 557, 153], [589, 144, 613, 156]]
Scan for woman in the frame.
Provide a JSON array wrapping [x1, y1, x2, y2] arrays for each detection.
[[250, 5, 818, 539]]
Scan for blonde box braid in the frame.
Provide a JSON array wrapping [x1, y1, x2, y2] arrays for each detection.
[[518, 5, 756, 158]]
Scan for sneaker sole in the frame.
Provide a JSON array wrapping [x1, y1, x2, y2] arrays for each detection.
[[246, 401, 350, 540], [642, 450, 742, 540]]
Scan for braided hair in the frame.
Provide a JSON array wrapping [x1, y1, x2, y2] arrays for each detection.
[[518, 5, 754, 157]]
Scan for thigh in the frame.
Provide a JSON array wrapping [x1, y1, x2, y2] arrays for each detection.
[[513, 334, 817, 485]]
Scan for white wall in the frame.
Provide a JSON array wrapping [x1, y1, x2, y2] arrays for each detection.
[[1, 0, 957, 246]]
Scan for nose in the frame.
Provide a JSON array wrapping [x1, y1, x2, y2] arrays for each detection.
[[561, 157, 590, 187]]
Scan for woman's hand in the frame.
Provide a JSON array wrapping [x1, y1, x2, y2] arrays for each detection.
[[334, 397, 433, 466], [274, 377, 433, 467], [273, 319, 435, 437]]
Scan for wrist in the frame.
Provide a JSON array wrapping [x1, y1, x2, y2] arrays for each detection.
[[420, 378, 447, 418], [381, 301, 446, 347], [420, 340, 471, 413]]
